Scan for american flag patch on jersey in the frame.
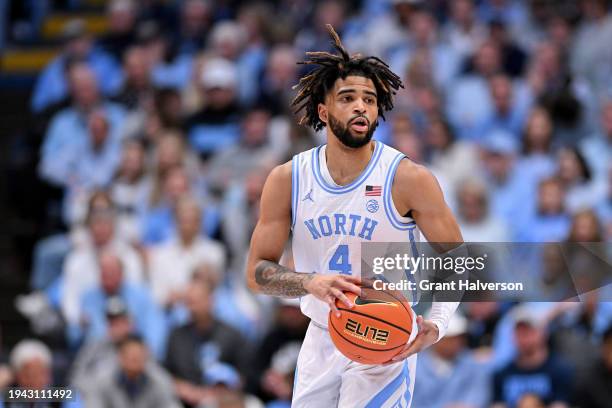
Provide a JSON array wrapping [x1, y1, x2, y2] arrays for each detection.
[[365, 185, 382, 196]]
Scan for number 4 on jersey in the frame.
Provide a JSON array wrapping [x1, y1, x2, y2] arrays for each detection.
[[329, 244, 352, 275]]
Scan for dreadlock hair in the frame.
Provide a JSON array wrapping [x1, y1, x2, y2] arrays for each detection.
[[291, 24, 404, 132]]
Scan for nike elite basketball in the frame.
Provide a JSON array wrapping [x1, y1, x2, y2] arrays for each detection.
[[328, 288, 413, 364]]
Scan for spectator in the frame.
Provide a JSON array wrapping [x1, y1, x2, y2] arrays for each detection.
[[53, 110, 124, 224], [39, 63, 126, 222], [31, 19, 122, 113], [148, 196, 225, 307], [184, 58, 242, 158], [165, 276, 250, 407], [84, 335, 180, 408], [110, 139, 152, 244], [567, 209, 603, 242], [389, 9, 460, 89], [294, 0, 347, 55], [153, 87, 184, 132], [488, 19, 528, 77], [516, 107, 556, 183], [573, 324, 612, 408], [78, 252, 166, 359], [425, 117, 480, 197], [580, 99, 612, 183], [413, 313, 492, 408], [516, 178, 570, 242], [478, 130, 526, 226], [455, 179, 509, 242], [70, 297, 135, 394], [9, 340, 52, 389], [536, 244, 578, 301], [390, 114, 425, 163], [447, 40, 504, 138], [348, 0, 421, 58], [61, 199, 144, 344], [208, 20, 266, 106], [527, 41, 593, 145], [476, 0, 530, 28], [257, 45, 299, 116], [464, 301, 504, 350], [571, 0, 612, 98], [97, 0, 138, 63], [247, 299, 308, 403], [207, 106, 288, 191], [30, 190, 120, 294], [220, 167, 268, 259], [549, 291, 606, 380], [112, 46, 154, 111], [148, 131, 200, 207], [3, 339, 66, 408], [141, 166, 214, 246], [170, 0, 212, 58], [475, 73, 533, 141], [557, 146, 603, 212], [441, 0, 488, 60], [492, 305, 573, 408]]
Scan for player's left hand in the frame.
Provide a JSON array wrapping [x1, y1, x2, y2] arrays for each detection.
[[382, 315, 439, 365]]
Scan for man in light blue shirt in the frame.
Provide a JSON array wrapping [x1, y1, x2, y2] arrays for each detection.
[[78, 252, 167, 361], [31, 19, 122, 113], [39, 63, 126, 223], [413, 313, 492, 408]]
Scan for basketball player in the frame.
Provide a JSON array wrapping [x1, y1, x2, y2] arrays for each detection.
[[246, 25, 463, 407]]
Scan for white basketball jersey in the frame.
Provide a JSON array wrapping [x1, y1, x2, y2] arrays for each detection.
[[291, 141, 420, 326]]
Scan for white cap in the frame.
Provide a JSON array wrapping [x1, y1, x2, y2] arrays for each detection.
[[512, 304, 545, 328], [200, 58, 237, 89], [10, 339, 52, 371]]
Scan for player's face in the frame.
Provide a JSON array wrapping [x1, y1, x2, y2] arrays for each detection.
[[319, 75, 379, 148]]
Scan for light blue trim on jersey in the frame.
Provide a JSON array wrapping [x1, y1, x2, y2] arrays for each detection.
[[365, 361, 411, 408], [383, 153, 417, 230], [291, 155, 300, 229], [407, 228, 419, 307], [311, 141, 383, 194]]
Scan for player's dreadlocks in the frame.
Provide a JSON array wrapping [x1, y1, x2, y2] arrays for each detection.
[[291, 24, 404, 131]]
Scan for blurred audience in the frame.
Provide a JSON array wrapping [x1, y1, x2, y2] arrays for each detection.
[[492, 305, 573, 408], [5, 1, 612, 407], [31, 19, 122, 113], [61, 195, 144, 345], [148, 196, 225, 308], [84, 335, 180, 408], [77, 251, 166, 359], [413, 313, 492, 408], [165, 276, 250, 407], [573, 324, 612, 408]]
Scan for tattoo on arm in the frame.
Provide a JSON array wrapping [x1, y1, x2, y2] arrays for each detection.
[[254, 260, 314, 297]]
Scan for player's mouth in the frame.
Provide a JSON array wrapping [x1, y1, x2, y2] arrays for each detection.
[[349, 117, 369, 133]]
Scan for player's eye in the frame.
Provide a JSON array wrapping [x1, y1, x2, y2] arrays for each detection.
[[341, 95, 352, 102], [364, 97, 375, 104]]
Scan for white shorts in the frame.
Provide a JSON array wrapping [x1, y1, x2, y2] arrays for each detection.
[[292, 322, 417, 408]]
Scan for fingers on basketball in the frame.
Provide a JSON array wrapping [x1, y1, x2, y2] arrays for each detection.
[[330, 287, 353, 308], [335, 279, 361, 297]]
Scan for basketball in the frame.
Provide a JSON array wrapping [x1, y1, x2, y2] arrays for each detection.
[[328, 287, 413, 364]]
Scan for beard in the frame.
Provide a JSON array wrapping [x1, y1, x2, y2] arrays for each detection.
[[328, 113, 377, 148]]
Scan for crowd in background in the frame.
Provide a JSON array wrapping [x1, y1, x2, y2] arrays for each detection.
[[1, 0, 612, 407]]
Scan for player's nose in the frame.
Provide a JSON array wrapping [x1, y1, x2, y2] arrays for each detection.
[[352, 99, 366, 114]]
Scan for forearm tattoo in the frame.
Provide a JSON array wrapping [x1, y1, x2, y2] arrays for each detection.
[[254, 260, 315, 297]]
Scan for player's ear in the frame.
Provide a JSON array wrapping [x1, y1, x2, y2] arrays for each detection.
[[318, 103, 328, 124]]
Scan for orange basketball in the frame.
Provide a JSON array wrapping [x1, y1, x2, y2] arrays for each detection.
[[328, 288, 413, 364]]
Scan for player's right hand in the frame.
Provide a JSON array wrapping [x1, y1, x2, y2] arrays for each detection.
[[303, 274, 362, 318]]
